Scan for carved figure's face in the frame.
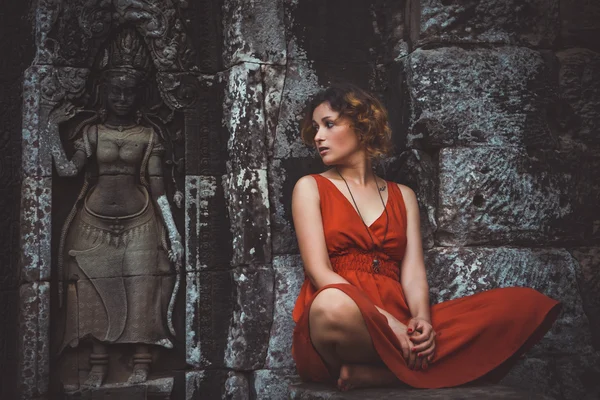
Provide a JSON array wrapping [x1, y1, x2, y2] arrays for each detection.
[[105, 74, 141, 117]]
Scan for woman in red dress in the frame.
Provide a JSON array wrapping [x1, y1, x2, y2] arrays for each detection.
[[291, 83, 561, 391]]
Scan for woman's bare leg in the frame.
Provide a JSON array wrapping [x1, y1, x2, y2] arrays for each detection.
[[309, 288, 400, 390]]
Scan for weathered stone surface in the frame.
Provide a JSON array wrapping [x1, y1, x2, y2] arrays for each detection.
[[418, 0, 559, 47], [18, 282, 50, 400], [225, 266, 274, 370], [262, 65, 287, 160], [185, 175, 232, 272], [555, 352, 600, 400], [180, 0, 225, 73], [437, 147, 600, 246], [269, 158, 324, 254], [222, 0, 287, 67], [185, 74, 228, 176], [223, 63, 268, 170], [266, 255, 304, 369], [289, 383, 556, 399], [186, 271, 234, 368], [62, 377, 174, 400], [500, 357, 562, 400], [253, 369, 299, 400], [285, 0, 408, 63], [569, 247, 600, 349], [224, 167, 271, 265], [408, 47, 556, 149], [425, 247, 594, 356], [224, 371, 251, 400], [20, 176, 52, 283], [381, 150, 437, 249], [186, 370, 249, 400], [556, 48, 600, 149], [560, 0, 600, 52], [272, 58, 322, 160]]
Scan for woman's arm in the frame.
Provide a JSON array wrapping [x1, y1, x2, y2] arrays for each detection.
[[398, 185, 431, 323], [292, 175, 349, 289]]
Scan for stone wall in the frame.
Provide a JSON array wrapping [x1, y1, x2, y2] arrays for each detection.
[[0, 1, 34, 399], [202, 0, 600, 399]]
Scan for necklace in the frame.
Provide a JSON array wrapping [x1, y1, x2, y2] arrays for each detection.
[[104, 122, 138, 132], [335, 167, 389, 273]]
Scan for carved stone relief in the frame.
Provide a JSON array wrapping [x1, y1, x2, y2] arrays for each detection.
[[21, 1, 202, 397]]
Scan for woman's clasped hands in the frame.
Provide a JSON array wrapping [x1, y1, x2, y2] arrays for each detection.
[[387, 315, 436, 371]]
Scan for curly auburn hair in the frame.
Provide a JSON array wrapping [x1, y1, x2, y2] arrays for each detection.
[[300, 83, 393, 159]]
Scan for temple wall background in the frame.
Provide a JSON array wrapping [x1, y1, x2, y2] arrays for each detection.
[[1, 0, 598, 399]]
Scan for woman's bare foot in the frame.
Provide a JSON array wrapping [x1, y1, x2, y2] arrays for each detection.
[[337, 364, 399, 391]]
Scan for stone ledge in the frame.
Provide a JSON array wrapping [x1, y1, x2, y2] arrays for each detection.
[[289, 383, 555, 400]]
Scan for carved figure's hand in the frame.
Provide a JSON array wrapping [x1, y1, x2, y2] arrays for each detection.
[[49, 102, 82, 125], [168, 237, 184, 264]]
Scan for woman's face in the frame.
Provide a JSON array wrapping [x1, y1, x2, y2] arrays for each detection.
[[312, 102, 362, 165], [105, 74, 140, 117]]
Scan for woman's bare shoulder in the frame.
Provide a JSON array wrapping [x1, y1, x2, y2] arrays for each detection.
[[294, 174, 319, 195], [393, 183, 418, 209]]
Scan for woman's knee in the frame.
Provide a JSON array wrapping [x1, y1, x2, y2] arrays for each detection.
[[309, 288, 360, 337]]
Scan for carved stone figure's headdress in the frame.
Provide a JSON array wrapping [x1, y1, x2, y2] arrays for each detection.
[[98, 27, 152, 82]]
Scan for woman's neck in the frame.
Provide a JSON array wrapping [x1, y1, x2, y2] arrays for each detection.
[[333, 154, 374, 186]]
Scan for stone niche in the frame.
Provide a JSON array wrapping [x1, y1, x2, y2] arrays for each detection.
[[19, 1, 222, 398]]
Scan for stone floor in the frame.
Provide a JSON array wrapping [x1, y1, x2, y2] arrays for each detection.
[[288, 383, 555, 399]]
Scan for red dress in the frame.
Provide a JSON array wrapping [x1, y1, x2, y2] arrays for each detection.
[[291, 174, 561, 388]]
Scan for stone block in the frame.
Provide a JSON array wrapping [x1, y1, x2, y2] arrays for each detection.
[[20, 176, 52, 283], [418, 0, 559, 47], [408, 47, 556, 149], [285, 0, 408, 64], [223, 63, 268, 170], [569, 247, 600, 349], [272, 58, 322, 160], [225, 266, 274, 370], [289, 383, 556, 399], [262, 65, 287, 160], [18, 282, 50, 400], [222, 0, 287, 67], [560, 0, 600, 52], [269, 158, 324, 254], [500, 357, 561, 400], [556, 48, 600, 149], [186, 370, 250, 400], [223, 167, 271, 266], [185, 74, 228, 176], [180, 1, 225, 73], [425, 247, 594, 356], [185, 271, 234, 368], [185, 175, 232, 272], [381, 150, 437, 249], [555, 352, 600, 400], [437, 147, 600, 246], [253, 369, 299, 400], [266, 255, 305, 369]]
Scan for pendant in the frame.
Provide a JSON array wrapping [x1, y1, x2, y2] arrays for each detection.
[[372, 258, 380, 273]]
